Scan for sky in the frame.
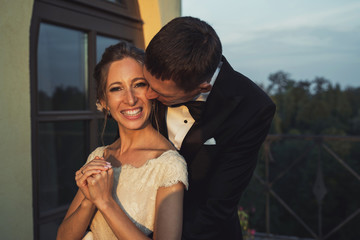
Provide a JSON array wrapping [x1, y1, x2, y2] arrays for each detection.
[[182, 0, 360, 88]]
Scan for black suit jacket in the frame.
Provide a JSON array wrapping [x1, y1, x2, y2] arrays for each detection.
[[155, 56, 275, 240]]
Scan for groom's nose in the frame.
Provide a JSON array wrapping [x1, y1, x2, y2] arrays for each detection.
[[145, 87, 159, 100]]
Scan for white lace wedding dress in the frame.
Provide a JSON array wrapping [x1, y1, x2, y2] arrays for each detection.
[[82, 146, 188, 240]]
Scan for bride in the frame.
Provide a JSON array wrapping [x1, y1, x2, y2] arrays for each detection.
[[57, 42, 188, 240]]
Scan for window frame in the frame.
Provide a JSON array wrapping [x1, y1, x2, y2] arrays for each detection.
[[30, 0, 144, 238]]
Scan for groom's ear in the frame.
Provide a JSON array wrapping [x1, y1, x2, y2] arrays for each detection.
[[198, 82, 212, 93]]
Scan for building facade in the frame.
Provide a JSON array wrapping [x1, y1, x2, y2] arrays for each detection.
[[0, 0, 180, 239]]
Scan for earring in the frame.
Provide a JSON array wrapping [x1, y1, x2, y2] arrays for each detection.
[[107, 109, 111, 116]]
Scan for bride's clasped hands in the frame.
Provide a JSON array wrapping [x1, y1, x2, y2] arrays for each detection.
[[75, 157, 114, 207]]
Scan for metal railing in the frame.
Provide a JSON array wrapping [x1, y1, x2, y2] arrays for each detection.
[[253, 135, 360, 240]]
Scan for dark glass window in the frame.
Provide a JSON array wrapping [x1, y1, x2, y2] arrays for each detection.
[[39, 218, 63, 240], [38, 121, 86, 213], [98, 118, 118, 145], [31, 0, 144, 239], [96, 35, 121, 63], [38, 23, 88, 111]]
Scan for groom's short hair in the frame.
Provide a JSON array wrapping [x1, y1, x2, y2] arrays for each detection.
[[145, 16, 222, 92]]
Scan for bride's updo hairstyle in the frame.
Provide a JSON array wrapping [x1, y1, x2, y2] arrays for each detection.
[[94, 41, 145, 114]]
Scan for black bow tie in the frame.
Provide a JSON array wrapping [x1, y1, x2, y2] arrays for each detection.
[[170, 101, 205, 122]]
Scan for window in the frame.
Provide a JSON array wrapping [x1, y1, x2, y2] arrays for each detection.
[[30, 0, 144, 239], [37, 23, 88, 111]]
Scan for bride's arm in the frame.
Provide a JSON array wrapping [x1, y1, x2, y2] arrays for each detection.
[[56, 190, 96, 240], [87, 169, 184, 240], [153, 183, 185, 240], [57, 158, 111, 240]]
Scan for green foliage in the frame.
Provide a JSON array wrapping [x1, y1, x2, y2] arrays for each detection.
[[240, 72, 360, 239], [238, 206, 256, 240], [265, 71, 360, 135]]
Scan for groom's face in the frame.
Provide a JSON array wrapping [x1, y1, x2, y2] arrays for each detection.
[[143, 66, 199, 106]]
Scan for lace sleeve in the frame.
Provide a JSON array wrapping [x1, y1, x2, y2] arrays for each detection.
[[158, 151, 189, 190], [84, 146, 106, 165]]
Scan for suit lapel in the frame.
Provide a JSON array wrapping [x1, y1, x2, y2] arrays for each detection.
[[180, 70, 242, 165]]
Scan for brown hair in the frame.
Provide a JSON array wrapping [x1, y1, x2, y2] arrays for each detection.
[[145, 16, 222, 92]]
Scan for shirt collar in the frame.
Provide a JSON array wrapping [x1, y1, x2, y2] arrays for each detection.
[[193, 61, 223, 102]]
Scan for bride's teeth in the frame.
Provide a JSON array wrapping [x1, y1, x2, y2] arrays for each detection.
[[123, 108, 141, 116]]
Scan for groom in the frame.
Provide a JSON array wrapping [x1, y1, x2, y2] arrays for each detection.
[[143, 16, 275, 240]]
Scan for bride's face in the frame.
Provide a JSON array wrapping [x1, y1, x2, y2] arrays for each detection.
[[103, 57, 152, 131]]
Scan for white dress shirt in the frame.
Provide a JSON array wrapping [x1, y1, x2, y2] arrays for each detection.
[[166, 62, 222, 150]]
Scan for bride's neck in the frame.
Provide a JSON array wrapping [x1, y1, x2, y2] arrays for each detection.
[[117, 123, 157, 153]]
